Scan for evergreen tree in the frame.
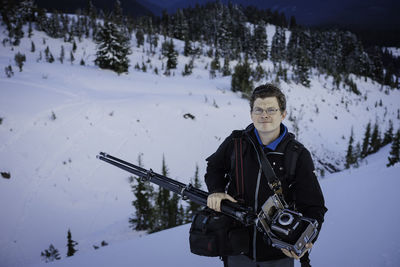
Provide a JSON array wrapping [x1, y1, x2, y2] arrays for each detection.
[[164, 39, 178, 75], [110, 0, 124, 26], [30, 40, 35, 52], [95, 21, 131, 74], [383, 120, 394, 146], [59, 45, 65, 64], [252, 21, 268, 63], [345, 128, 355, 169], [182, 57, 194, 76], [270, 26, 285, 64], [231, 57, 253, 95], [5, 65, 14, 78], [187, 164, 202, 220], [168, 192, 179, 228], [210, 49, 220, 78], [222, 55, 231, 76], [183, 36, 192, 57], [41, 244, 61, 262], [135, 29, 144, 47], [152, 155, 171, 232], [387, 129, 400, 167], [369, 122, 382, 154], [361, 122, 371, 158], [129, 155, 154, 231], [66, 229, 78, 257], [130, 174, 154, 231], [14, 52, 26, 72]]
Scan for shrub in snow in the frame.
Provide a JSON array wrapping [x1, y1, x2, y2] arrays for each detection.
[[5, 65, 14, 78], [14, 52, 26, 72], [40, 244, 61, 262]]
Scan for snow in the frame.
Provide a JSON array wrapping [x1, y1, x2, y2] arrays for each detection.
[[0, 22, 399, 267], [28, 146, 400, 267]]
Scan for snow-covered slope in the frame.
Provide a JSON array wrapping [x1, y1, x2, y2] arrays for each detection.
[[29, 146, 400, 267], [0, 23, 399, 267]]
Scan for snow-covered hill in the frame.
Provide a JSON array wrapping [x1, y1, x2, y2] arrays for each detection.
[[0, 22, 399, 267], [30, 146, 400, 267]]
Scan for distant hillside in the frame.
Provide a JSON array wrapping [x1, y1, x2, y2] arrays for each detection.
[[34, 0, 154, 17], [151, 0, 400, 47]]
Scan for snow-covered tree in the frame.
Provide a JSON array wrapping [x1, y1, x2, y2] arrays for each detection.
[[95, 22, 131, 74]]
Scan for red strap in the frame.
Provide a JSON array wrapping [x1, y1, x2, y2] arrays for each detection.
[[234, 138, 244, 200], [240, 139, 244, 196]]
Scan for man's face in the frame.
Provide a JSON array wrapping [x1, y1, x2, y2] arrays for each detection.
[[251, 97, 286, 136]]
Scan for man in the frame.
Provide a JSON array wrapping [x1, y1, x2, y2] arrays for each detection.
[[205, 83, 327, 267]]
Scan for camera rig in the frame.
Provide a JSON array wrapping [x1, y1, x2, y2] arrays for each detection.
[[97, 152, 318, 256], [97, 152, 256, 225]]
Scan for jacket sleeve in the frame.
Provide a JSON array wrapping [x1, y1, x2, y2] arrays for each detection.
[[294, 148, 328, 237], [204, 134, 234, 193]]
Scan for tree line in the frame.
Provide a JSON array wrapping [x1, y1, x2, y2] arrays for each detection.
[[129, 154, 202, 233], [345, 120, 400, 168], [2, 0, 399, 89]]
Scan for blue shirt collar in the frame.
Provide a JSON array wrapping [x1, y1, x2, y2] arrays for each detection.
[[254, 123, 287, 151]]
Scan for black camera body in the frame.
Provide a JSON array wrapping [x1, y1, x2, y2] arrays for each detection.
[[257, 194, 319, 256]]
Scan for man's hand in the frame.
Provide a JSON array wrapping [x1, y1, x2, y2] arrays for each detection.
[[281, 243, 313, 260], [207, 193, 237, 212]]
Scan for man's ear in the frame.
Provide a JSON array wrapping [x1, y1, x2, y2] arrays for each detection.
[[281, 110, 287, 120]]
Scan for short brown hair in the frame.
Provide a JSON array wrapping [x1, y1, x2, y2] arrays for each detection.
[[250, 83, 286, 112]]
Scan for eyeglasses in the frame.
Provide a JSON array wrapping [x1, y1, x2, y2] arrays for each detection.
[[252, 107, 280, 116]]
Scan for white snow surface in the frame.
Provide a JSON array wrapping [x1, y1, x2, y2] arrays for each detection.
[[0, 23, 399, 267], [29, 147, 400, 267]]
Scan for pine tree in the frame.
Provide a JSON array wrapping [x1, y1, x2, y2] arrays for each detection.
[[252, 21, 268, 63], [59, 45, 65, 64], [345, 128, 355, 169], [30, 40, 35, 52], [66, 229, 78, 257], [231, 57, 253, 95], [387, 129, 400, 167], [222, 55, 231, 76], [95, 21, 131, 74], [369, 122, 382, 154], [270, 26, 286, 64], [130, 173, 154, 231], [152, 155, 171, 232], [14, 52, 26, 72], [129, 155, 154, 231], [5, 65, 14, 78], [135, 29, 144, 47], [41, 244, 61, 262], [165, 39, 178, 75], [183, 36, 192, 57], [110, 0, 124, 26], [182, 57, 194, 76], [382, 120, 394, 146], [187, 164, 202, 220], [168, 192, 179, 228], [210, 50, 220, 79], [361, 122, 371, 158]]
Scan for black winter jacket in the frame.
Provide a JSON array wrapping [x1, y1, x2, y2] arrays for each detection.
[[205, 123, 327, 262]]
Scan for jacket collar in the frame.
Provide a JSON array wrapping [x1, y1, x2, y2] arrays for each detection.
[[244, 123, 288, 151]]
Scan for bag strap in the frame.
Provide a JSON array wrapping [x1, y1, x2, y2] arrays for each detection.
[[245, 132, 286, 203], [284, 139, 304, 207], [233, 137, 245, 201]]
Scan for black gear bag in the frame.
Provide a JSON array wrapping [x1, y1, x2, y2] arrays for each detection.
[[189, 208, 249, 257]]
